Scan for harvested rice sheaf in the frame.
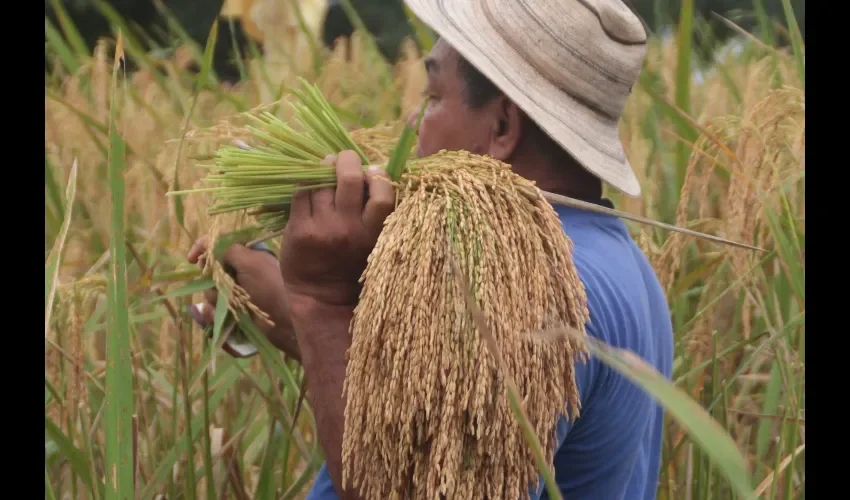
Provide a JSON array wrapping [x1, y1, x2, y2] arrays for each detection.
[[342, 151, 589, 500], [171, 80, 590, 499]]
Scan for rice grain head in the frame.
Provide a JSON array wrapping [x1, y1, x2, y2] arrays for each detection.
[[53, 275, 107, 422], [342, 150, 589, 499]]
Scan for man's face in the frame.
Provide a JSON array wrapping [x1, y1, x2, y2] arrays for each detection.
[[408, 40, 495, 158]]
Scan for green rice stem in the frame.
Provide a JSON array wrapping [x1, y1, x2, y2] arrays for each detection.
[[177, 78, 400, 232]]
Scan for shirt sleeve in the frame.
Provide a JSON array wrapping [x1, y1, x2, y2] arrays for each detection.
[[528, 345, 595, 499], [249, 241, 277, 258], [304, 463, 339, 500]]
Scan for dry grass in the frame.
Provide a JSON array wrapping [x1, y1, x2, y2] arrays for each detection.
[[45, 12, 804, 499]]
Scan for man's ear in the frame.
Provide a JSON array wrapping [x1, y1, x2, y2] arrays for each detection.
[[487, 97, 523, 162]]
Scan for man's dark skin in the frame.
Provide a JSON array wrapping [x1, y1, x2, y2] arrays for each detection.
[[188, 39, 603, 499]]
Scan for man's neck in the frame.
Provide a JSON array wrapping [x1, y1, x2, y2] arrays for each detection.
[[510, 156, 602, 201]]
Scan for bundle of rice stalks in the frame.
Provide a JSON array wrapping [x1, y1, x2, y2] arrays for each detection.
[[190, 79, 373, 235]]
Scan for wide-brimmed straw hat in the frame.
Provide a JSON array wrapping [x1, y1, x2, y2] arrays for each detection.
[[403, 0, 649, 197]]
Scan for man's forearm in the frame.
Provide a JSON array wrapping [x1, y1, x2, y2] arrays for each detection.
[[266, 297, 302, 363], [289, 297, 362, 500], [247, 243, 302, 362]]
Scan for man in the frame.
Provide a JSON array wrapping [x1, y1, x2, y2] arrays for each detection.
[[188, 1, 674, 498]]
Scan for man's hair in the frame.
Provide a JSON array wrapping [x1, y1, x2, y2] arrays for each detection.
[[456, 55, 503, 109]]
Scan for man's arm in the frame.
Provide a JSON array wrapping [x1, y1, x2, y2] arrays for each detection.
[[289, 296, 361, 500], [256, 291, 301, 362], [188, 240, 302, 362], [275, 152, 395, 499], [245, 242, 302, 361]]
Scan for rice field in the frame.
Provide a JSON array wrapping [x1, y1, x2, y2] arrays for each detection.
[[45, 3, 804, 499]]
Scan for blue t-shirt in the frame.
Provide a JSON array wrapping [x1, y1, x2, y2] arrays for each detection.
[[305, 201, 674, 500]]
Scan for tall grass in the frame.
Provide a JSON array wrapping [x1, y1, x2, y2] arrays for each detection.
[[103, 34, 135, 500], [45, 2, 803, 498]]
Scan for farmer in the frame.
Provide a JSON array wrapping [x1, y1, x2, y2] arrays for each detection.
[[188, 0, 674, 498]]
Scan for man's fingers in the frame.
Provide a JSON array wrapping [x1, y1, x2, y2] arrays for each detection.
[[204, 286, 218, 307], [322, 154, 337, 166], [189, 302, 216, 328], [290, 185, 312, 221], [304, 153, 337, 219], [310, 186, 336, 219], [188, 236, 209, 264], [287, 154, 333, 223], [334, 150, 365, 215], [362, 166, 395, 233]]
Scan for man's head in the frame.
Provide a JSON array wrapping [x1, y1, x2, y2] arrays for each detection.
[[402, 0, 648, 197], [409, 39, 601, 197]]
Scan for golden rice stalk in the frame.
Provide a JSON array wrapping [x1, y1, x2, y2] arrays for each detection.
[[342, 150, 589, 500], [349, 120, 411, 163], [51, 275, 108, 421]]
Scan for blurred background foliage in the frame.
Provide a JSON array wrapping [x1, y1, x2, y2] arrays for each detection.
[[47, 0, 805, 82]]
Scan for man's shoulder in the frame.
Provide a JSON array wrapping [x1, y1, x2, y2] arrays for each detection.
[[556, 206, 671, 349], [546, 206, 671, 500], [559, 209, 648, 292]]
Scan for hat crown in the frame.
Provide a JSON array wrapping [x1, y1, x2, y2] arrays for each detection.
[[481, 0, 647, 120]]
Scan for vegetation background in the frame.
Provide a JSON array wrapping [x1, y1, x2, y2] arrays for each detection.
[[45, 0, 805, 499]]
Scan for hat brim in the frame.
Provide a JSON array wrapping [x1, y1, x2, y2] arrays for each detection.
[[404, 0, 642, 197]]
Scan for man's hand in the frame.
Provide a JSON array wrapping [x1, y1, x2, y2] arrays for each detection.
[[279, 150, 394, 499], [279, 150, 395, 309], [187, 237, 300, 360]]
